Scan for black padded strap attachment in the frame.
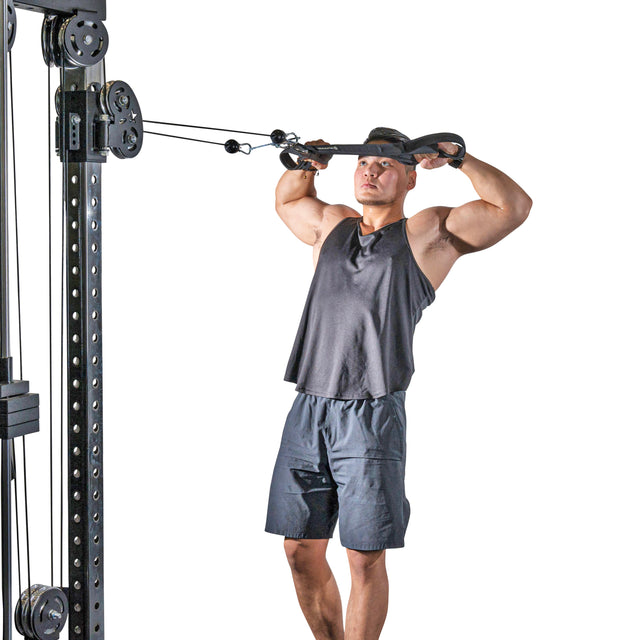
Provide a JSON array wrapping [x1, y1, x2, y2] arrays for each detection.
[[279, 132, 465, 170], [412, 133, 466, 168], [405, 132, 466, 165], [279, 143, 333, 171]]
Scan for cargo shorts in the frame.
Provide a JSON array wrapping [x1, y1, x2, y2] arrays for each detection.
[[265, 391, 410, 551]]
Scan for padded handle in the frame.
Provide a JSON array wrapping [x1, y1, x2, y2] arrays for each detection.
[[279, 146, 333, 171]]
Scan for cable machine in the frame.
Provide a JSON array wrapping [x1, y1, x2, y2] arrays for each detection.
[[1, 4, 467, 639], [1, 1, 141, 638]]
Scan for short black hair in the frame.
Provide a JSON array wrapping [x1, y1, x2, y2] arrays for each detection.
[[363, 127, 411, 145], [363, 127, 416, 167]]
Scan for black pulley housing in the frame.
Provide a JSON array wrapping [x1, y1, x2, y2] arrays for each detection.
[[41, 13, 109, 68], [100, 80, 144, 159]]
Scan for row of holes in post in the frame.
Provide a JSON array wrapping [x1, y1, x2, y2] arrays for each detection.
[[69, 171, 103, 636]]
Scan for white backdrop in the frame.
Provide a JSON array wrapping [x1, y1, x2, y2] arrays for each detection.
[[6, 1, 639, 638]]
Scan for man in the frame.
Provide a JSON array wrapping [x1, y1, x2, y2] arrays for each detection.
[[265, 127, 532, 640]]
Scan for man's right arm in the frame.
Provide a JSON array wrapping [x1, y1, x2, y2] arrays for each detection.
[[275, 167, 328, 246]]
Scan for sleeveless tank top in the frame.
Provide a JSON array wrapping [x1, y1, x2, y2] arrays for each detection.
[[284, 216, 436, 399]]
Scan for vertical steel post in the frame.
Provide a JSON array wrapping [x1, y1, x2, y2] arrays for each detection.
[[1, 0, 9, 357], [0, 3, 12, 640], [1, 443, 10, 640], [62, 64, 105, 640]]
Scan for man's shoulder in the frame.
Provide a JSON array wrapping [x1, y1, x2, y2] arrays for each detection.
[[320, 206, 360, 233], [407, 206, 451, 227], [406, 207, 474, 258], [406, 207, 451, 243], [314, 206, 359, 251], [324, 204, 360, 221]]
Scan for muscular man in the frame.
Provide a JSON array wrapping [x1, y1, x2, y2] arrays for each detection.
[[265, 127, 532, 640]]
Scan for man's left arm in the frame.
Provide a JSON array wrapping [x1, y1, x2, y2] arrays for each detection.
[[420, 147, 532, 253]]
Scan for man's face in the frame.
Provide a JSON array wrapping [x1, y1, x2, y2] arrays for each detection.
[[354, 146, 416, 206]]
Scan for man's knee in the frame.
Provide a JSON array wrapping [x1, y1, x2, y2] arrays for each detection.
[[284, 538, 329, 574], [346, 548, 386, 581]]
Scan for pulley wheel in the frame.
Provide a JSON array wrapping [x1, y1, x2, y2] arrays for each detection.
[[14, 593, 25, 636], [15, 584, 68, 640], [59, 15, 109, 67], [7, 0, 17, 51], [100, 81, 144, 159], [30, 586, 68, 640], [100, 80, 137, 119], [16, 584, 47, 638], [41, 14, 65, 68], [110, 122, 143, 159]]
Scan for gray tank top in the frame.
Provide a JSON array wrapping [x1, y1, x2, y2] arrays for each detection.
[[285, 216, 435, 399]]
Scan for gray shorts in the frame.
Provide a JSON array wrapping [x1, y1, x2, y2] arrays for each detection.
[[265, 391, 410, 551]]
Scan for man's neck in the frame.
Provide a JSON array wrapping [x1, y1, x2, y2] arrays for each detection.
[[360, 204, 405, 233]]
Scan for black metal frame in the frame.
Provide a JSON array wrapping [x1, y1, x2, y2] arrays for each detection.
[[0, 1, 128, 638], [63, 65, 105, 640], [15, 0, 105, 19]]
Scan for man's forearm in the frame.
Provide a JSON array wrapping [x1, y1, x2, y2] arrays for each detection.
[[276, 169, 319, 208], [459, 154, 532, 213]]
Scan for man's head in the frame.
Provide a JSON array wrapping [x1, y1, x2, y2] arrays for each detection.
[[363, 127, 417, 169], [355, 127, 417, 207]]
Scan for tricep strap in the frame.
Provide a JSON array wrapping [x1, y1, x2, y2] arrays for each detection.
[[279, 132, 466, 170]]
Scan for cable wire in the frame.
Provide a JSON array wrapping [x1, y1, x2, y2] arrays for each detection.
[[8, 50, 23, 601], [48, 62, 55, 588], [22, 440, 32, 623], [143, 130, 226, 146], [11, 445, 21, 597], [143, 119, 272, 138]]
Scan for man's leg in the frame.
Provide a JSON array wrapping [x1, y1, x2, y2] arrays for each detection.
[[344, 549, 388, 640], [284, 538, 345, 640]]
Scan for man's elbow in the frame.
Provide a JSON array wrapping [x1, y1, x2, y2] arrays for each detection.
[[505, 193, 532, 227]]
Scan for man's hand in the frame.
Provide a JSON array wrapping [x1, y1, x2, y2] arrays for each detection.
[[415, 142, 460, 170], [304, 139, 331, 171]]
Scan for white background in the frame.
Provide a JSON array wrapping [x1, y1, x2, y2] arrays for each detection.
[[6, 1, 639, 638]]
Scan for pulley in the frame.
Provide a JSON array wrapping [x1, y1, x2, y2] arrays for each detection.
[[7, 0, 17, 51], [41, 14, 63, 68], [14, 585, 68, 640], [56, 15, 109, 68], [100, 80, 143, 159]]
